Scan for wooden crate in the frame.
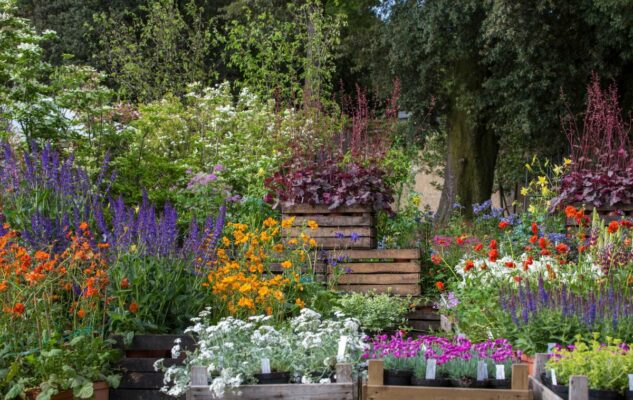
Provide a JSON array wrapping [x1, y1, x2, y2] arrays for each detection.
[[406, 303, 441, 332], [111, 335, 194, 400], [530, 353, 590, 400], [187, 363, 355, 400], [282, 204, 376, 249], [364, 359, 532, 400], [328, 249, 421, 296]]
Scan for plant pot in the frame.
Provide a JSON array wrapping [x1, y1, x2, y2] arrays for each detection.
[[551, 384, 569, 399], [410, 376, 449, 387], [540, 372, 551, 387], [624, 390, 633, 400], [254, 372, 291, 384], [490, 379, 511, 389], [308, 370, 336, 383], [520, 353, 535, 375], [588, 388, 624, 400], [383, 369, 412, 386], [450, 378, 490, 388], [93, 381, 109, 400]]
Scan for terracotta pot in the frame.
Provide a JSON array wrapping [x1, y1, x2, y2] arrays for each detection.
[[520, 353, 535, 376], [93, 381, 109, 400], [27, 389, 73, 400], [27, 382, 108, 400]]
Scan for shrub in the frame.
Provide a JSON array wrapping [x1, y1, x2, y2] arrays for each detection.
[[335, 291, 417, 333]]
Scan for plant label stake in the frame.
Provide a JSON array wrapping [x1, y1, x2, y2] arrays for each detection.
[[495, 365, 505, 380], [547, 343, 556, 354], [551, 369, 557, 386], [261, 358, 271, 374], [425, 359, 437, 380], [628, 374, 633, 391], [477, 361, 488, 381], [337, 336, 348, 362]]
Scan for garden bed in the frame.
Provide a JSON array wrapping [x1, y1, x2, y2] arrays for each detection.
[[282, 204, 376, 249], [328, 249, 421, 295], [187, 363, 355, 400], [363, 359, 531, 400]]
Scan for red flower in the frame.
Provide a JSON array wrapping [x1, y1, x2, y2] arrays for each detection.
[[129, 302, 139, 314], [498, 221, 510, 230], [431, 254, 443, 265], [435, 282, 445, 291], [578, 245, 588, 253], [555, 243, 569, 253], [488, 249, 499, 262], [531, 222, 538, 235], [513, 276, 522, 283], [620, 220, 633, 228], [538, 237, 549, 249], [505, 261, 515, 268], [564, 206, 577, 219], [456, 235, 466, 245], [529, 235, 538, 244], [13, 303, 25, 315], [474, 243, 483, 252], [464, 259, 475, 272], [608, 221, 620, 234], [540, 249, 551, 256], [522, 256, 534, 271], [120, 278, 130, 289], [489, 240, 497, 250]]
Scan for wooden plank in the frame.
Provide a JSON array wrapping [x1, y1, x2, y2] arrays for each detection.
[[268, 263, 327, 273], [336, 284, 421, 296], [119, 372, 164, 389], [110, 389, 183, 400], [283, 204, 371, 214], [190, 366, 207, 386], [336, 363, 353, 384], [333, 249, 420, 260], [120, 358, 181, 372], [333, 263, 420, 274], [530, 376, 563, 400], [308, 237, 375, 249], [364, 386, 531, 400], [569, 376, 588, 400], [512, 364, 529, 390], [368, 360, 384, 386], [292, 214, 374, 227], [408, 320, 441, 331], [534, 353, 548, 380], [112, 335, 194, 351], [406, 307, 439, 320], [337, 273, 420, 285], [189, 384, 353, 400], [285, 227, 375, 237]]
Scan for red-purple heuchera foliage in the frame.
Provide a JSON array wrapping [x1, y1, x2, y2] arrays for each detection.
[[552, 74, 633, 209]]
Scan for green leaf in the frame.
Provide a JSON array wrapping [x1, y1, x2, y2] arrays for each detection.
[[76, 383, 93, 399]]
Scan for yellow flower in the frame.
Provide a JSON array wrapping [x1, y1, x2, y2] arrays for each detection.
[[260, 231, 271, 241], [307, 220, 319, 230], [412, 195, 421, 207], [238, 297, 255, 309], [541, 186, 550, 196], [222, 237, 231, 246], [564, 157, 572, 166], [273, 244, 284, 253], [263, 217, 278, 227], [239, 283, 253, 293], [295, 298, 305, 308], [525, 163, 533, 172], [528, 205, 537, 214], [258, 287, 270, 297], [281, 217, 295, 228], [288, 238, 298, 246], [520, 187, 529, 196], [537, 176, 547, 186], [309, 238, 317, 247], [281, 260, 292, 269], [553, 165, 563, 175]]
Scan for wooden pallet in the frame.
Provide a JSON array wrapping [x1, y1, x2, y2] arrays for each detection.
[[282, 204, 376, 249], [187, 363, 355, 400], [328, 249, 421, 296], [364, 359, 532, 400], [111, 335, 194, 400]]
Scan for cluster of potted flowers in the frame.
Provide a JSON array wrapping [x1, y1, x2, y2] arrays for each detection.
[[363, 332, 517, 388]]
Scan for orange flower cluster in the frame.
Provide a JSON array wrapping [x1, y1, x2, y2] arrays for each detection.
[[206, 218, 313, 318]]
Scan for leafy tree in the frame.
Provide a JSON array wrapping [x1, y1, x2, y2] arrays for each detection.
[[379, 0, 633, 221]]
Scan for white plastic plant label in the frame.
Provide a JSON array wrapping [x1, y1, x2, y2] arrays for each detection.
[[628, 374, 633, 391], [551, 369, 557, 386], [425, 359, 437, 380], [496, 365, 506, 380], [337, 335, 348, 362], [477, 361, 488, 381], [547, 343, 556, 354], [261, 358, 271, 374]]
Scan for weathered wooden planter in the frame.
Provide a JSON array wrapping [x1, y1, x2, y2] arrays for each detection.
[[282, 204, 376, 249], [364, 359, 531, 400], [111, 335, 194, 400], [328, 249, 421, 296], [530, 353, 591, 400], [187, 363, 354, 400]]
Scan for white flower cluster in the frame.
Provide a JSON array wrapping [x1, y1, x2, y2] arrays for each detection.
[[156, 308, 366, 398]]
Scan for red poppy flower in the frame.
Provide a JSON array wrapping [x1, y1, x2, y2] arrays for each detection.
[[531, 222, 538, 235], [13, 303, 25, 315], [431, 254, 442, 265], [489, 240, 497, 250], [474, 243, 483, 252], [464, 259, 475, 272], [538, 237, 549, 249], [505, 261, 515, 268], [555, 243, 569, 253], [529, 235, 538, 244], [608, 221, 620, 234], [488, 249, 499, 262], [498, 221, 510, 230], [435, 282, 445, 291]]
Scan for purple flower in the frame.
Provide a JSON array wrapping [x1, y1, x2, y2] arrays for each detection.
[[334, 231, 345, 239], [350, 232, 360, 242]]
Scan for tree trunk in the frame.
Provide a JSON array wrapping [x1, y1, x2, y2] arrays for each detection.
[[435, 61, 499, 224]]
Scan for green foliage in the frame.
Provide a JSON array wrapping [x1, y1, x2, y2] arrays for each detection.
[[334, 291, 418, 333]]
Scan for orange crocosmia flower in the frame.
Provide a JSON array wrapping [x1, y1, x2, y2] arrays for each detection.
[[97, 242, 110, 249], [608, 221, 620, 234], [34, 250, 49, 261], [307, 220, 319, 230], [79, 222, 89, 231], [12, 303, 25, 315], [129, 302, 139, 313], [77, 308, 86, 319], [564, 206, 577, 219], [0, 280, 7, 291], [295, 298, 305, 308]]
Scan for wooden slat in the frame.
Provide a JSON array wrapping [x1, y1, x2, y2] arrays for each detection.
[[333, 249, 420, 260], [110, 389, 183, 400], [569, 376, 588, 400], [292, 214, 374, 227], [333, 263, 419, 274], [364, 386, 531, 400], [120, 358, 181, 372], [189, 384, 353, 400], [285, 227, 375, 237], [335, 284, 420, 296], [406, 307, 439, 320], [337, 273, 419, 285], [268, 263, 327, 273], [408, 320, 441, 331], [308, 237, 375, 249], [112, 335, 194, 351], [529, 376, 563, 400], [512, 364, 529, 390], [368, 360, 384, 386], [119, 372, 164, 389], [283, 204, 371, 214]]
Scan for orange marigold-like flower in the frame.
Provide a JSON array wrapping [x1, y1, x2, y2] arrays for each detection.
[[295, 298, 305, 308], [435, 282, 445, 291], [608, 221, 620, 234], [77, 308, 86, 318], [13, 303, 25, 315], [129, 302, 139, 313], [307, 220, 319, 230]]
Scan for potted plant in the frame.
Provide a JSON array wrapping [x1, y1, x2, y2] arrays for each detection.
[[546, 337, 632, 400], [444, 354, 490, 388], [383, 354, 415, 386], [410, 353, 449, 387]]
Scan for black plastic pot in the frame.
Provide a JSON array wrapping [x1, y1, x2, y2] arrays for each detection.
[[588, 389, 624, 400], [551, 384, 569, 399], [384, 369, 412, 386], [254, 372, 291, 384], [624, 390, 633, 400], [410, 377, 449, 387], [540, 372, 551, 388], [450, 378, 491, 388], [308, 371, 336, 383], [490, 379, 511, 389]]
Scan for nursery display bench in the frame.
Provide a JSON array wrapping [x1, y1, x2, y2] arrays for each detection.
[[187, 363, 355, 400], [529, 354, 592, 400], [363, 360, 532, 400]]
